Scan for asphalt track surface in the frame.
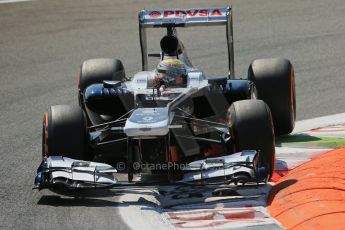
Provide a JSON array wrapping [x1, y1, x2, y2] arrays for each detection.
[[0, 0, 345, 229]]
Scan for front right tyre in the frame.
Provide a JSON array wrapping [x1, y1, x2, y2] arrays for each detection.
[[42, 105, 88, 160]]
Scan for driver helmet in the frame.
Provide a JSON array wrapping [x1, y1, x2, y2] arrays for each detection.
[[156, 57, 187, 78]]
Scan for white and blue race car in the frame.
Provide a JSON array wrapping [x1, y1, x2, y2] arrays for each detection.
[[35, 7, 295, 191]]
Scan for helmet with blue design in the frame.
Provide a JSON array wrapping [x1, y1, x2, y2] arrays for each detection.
[[156, 57, 187, 78]]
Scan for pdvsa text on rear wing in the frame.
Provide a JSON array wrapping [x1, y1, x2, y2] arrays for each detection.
[[138, 7, 235, 78]]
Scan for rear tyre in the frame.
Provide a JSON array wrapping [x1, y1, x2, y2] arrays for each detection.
[[78, 58, 125, 105], [248, 58, 295, 135], [42, 105, 88, 160], [227, 100, 275, 178], [77, 58, 126, 125]]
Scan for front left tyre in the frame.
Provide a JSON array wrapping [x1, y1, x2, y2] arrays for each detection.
[[227, 99, 275, 179]]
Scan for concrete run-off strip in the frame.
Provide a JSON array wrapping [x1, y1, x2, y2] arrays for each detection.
[[118, 113, 345, 230]]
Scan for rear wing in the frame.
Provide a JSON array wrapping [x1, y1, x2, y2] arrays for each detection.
[[138, 7, 235, 79], [139, 8, 229, 27]]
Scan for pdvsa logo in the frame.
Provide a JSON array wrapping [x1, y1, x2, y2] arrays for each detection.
[[148, 9, 224, 18], [163, 9, 223, 18], [149, 11, 162, 18]]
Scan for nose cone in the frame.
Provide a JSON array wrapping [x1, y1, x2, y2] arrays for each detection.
[[124, 108, 170, 137]]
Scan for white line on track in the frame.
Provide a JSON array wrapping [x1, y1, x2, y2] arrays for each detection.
[[0, 0, 33, 4], [294, 112, 345, 133]]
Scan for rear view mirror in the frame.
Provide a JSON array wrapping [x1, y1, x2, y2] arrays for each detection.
[[103, 80, 121, 88]]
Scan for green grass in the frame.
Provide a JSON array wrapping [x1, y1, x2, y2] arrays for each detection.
[[276, 134, 345, 149]]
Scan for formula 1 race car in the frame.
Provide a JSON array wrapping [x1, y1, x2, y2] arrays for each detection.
[[34, 7, 295, 190]]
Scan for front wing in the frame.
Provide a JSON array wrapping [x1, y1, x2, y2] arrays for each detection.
[[34, 150, 268, 191]]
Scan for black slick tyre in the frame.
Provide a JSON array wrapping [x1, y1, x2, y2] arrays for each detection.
[[227, 99, 275, 178], [248, 58, 296, 135], [77, 58, 125, 105], [42, 105, 87, 160]]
